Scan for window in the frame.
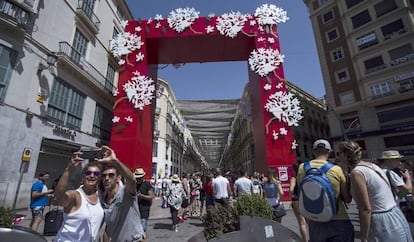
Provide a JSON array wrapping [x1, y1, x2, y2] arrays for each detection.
[[112, 28, 119, 39], [153, 142, 158, 157], [322, 10, 334, 23], [71, 29, 89, 64], [374, 0, 397, 18], [93, 104, 112, 142], [364, 55, 385, 73], [351, 10, 371, 29], [384, 134, 414, 148], [105, 64, 115, 92], [47, 78, 86, 128], [80, 0, 95, 19], [399, 79, 414, 93], [381, 19, 405, 40], [356, 32, 378, 50], [346, 0, 364, 9], [343, 117, 361, 132], [339, 91, 355, 105], [335, 69, 349, 83], [389, 44, 414, 66], [377, 106, 414, 123], [369, 81, 393, 98], [327, 29, 339, 42], [0, 45, 15, 102], [331, 48, 344, 62]]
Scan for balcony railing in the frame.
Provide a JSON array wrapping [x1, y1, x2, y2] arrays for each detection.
[[58, 41, 114, 94], [365, 64, 386, 74], [76, 0, 100, 33], [0, 0, 30, 26]]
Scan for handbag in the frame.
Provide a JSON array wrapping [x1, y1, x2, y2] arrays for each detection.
[[272, 203, 287, 218], [181, 194, 189, 208]]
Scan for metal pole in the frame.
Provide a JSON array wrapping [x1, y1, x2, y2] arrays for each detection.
[[12, 171, 24, 210]]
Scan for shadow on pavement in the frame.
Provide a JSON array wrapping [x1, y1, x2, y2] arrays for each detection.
[[153, 223, 173, 230]]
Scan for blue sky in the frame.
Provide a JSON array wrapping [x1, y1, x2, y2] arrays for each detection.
[[125, 0, 325, 100]]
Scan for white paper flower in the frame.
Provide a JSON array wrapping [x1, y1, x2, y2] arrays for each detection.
[[279, 127, 288, 135], [216, 11, 248, 38], [250, 20, 256, 26], [248, 48, 284, 77], [265, 91, 304, 127], [136, 52, 145, 62], [112, 116, 120, 123], [264, 83, 272, 90], [258, 37, 265, 42], [112, 88, 119, 97], [276, 82, 284, 89], [147, 18, 153, 24], [154, 14, 163, 21], [125, 116, 133, 123], [120, 20, 129, 29], [206, 25, 215, 34], [167, 7, 200, 33], [255, 4, 289, 26], [292, 140, 299, 150], [155, 22, 161, 29], [123, 71, 156, 110], [118, 59, 125, 65], [268, 37, 275, 43], [135, 26, 142, 32], [272, 130, 279, 140], [110, 32, 144, 58]]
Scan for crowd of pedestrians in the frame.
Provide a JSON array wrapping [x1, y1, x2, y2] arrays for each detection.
[[26, 138, 414, 242]]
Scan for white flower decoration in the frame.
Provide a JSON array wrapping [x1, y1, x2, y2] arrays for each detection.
[[135, 26, 142, 32], [258, 37, 265, 42], [279, 127, 288, 135], [265, 91, 304, 127], [125, 116, 133, 123], [118, 59, 125, 65], [216, 11, 248, 38], [268, 37, 275, 44], [292, 140, 299, 150], [167, 7, 200, 33], [110, 32, 144, 58], [255, 4, 289, 26], [136, 52, 145, 62], [123, 71, 156, 110], [155, 22, 161, 29], [147, 18, 153, 24], [112, 116, 120, 123], [112, 88, 119, 97], [154, 14, 163, 21], [206, 25, 215, 34], [120, 20, 129, 29], [248, 48, 284, 77], [276, 82, 284, 89], [250, 20, 256, 26], [264, 83, 272, 90], [272, 130, 279, 140]]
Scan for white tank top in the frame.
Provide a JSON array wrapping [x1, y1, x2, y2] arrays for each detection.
[[56, 187, 104, 242]]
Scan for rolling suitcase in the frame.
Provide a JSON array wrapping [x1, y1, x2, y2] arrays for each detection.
[[43, 207, 63, 236]]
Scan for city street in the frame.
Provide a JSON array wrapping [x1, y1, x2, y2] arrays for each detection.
[[17, 197, 362, 242]]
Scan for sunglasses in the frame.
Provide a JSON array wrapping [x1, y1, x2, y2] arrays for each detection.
[[84, 170, 100, 176], [101, 172, 116, 178]]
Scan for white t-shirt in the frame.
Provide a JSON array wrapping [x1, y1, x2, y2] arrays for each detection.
[[213, 175, 229, 199], [352, 164, 396, 212]]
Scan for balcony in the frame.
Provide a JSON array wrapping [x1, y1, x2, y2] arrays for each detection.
[[390, 53, 414, 67], [58, 41, 114, 94], [365, 64, 386, 74], [383, 28, 406, 41], [0, 0, 30, 27], [75, 0, 100, 34]]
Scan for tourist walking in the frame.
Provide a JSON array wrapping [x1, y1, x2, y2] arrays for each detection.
[[135, 168, 155, 239], [233, 170, 253, 198], [263, 169, 286, 223], [338, 140, 413, 242], [167, 174, 186, 232], [212, 168, 231, 206], [29, 170, 54, 232]]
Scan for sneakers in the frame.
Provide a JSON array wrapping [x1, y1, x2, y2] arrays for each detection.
[[172, 224, 178, 232]]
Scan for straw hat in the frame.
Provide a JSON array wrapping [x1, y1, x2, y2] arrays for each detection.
[[171, 174, 180, 182], [134, 168, 145, 178], [379, 150, 403, 160]]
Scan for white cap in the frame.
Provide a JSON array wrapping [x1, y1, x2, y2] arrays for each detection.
[[312, 139, 331, 150]]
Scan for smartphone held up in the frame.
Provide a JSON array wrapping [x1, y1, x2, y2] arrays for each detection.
[[80, 148, 103, 160]]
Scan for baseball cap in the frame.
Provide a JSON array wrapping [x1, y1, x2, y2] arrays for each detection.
[[312, 139, 331, 150]]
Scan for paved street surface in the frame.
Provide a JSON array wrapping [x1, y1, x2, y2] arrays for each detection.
[[17, 197, 362, 241]]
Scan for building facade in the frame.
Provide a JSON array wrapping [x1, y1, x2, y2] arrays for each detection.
[[304, 0, 414, 160], [0, 0, 131, 208], [222, 81, 330, 174]]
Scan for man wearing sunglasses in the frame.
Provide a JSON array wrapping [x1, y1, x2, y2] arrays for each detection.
[[98, 146, 145, 242]]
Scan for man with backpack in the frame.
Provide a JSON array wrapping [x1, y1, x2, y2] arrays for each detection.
[[297, 139, 354, 242]]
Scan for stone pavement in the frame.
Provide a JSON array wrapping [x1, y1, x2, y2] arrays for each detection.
[[16, 197, 362, 241]]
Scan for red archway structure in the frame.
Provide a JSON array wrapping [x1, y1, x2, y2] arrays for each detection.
[[109, 6, 303, 196]]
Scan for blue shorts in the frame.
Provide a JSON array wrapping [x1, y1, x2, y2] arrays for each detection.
[[31, 206, 45, 218], [308, 219, 354, 242], [141, 218, 148, 231]]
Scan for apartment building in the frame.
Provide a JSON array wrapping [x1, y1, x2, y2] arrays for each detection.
[[0, 0, 131, 208], [304, 0, 414, 160], [222, 81, 329, 174]]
